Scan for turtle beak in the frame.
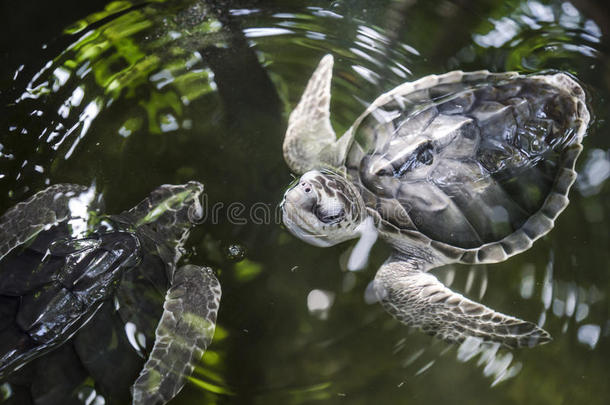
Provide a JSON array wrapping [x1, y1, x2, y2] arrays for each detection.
[[281, 201, 334, 248], [283, 180, 316, 208], [188, 194, 204, 224]]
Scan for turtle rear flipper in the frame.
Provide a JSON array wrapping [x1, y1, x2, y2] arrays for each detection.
[[132, 265, 221, 405], [374, 257, 551, 348]]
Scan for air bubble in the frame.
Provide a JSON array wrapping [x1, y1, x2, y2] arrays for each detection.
[[225, 243, 246, 262]]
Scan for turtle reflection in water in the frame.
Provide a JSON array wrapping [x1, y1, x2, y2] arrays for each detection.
[[0, 182, 221, 404], [281, 55, 590, 347]]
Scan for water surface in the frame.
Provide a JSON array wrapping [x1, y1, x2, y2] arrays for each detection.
[[1, 0, 609, 404]]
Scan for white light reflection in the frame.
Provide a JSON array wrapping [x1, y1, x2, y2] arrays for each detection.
[[350, 47, 383, 67], [150, 69, 174, 90], [57, 86, 86, 119], [552, 297, 565, 317], [229, 8, 261, 16], [577, 324, 601, 349], [400, 43, 420, 56], [243, 27, 293, 38], [415, 360, 435, 376], [13, 64, 24, 80], [457, 337, 522, 386], [64, 99, 102, 159], [351, 65, 379, 85], [18, 60, 53, 101], [308, 7, 343, 19], [160, 113, 179, 132], [561, 2, 580, 17], [125, 322, 145, 355], [271, 13, 296, 19], [76, 60, 92, 78], [390, 65, 408, 79], [565, 283, 577, 317], [473, 17, 520, 48], [525, 1, 554, 22], [185, 51, 203, 70], [577, 149, 610, 197], [520, 264, 536, 299], [541, 256, 554, 311], [136, 331, 147, 349], [229, 8, 260, 16], [575, 302, 589, 322], [168, 30, 181, 40], [52, 66, 71, 92], [305, 31, 326, 41], [118, 126, 132, 138], [358, 25, 389, 44], [443, 266, 455, 287], [307, 289, 335, 320], [465, 267, 475, 294], [584, 19, 602, 38], [67, 184, 96, 237], [478, 268, 488, 300], [457, 336, 485, 362], [71, 86, 85, 107], [76, 386, 106, 405]]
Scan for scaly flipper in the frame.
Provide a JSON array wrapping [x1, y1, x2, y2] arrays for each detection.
[[132, 265, 221, 405], [374, 256, 551, 348], [0, 184, 100, 261], [283, 54, 352, 174]]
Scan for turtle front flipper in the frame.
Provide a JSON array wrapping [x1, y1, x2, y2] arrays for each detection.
[[283, 54, 352, 174], [132, 265, 221, 405], [0, 184, 101, 261], [374, 256, 551, 348]]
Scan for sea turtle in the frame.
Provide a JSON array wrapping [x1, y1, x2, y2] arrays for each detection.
[[0, 182, 221, 404], [281, 55, 590, 348]]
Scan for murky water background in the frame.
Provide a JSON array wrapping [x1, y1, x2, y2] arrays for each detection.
[[1, 0, 609, 404]]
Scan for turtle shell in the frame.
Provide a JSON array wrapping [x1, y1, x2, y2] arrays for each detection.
[[345, 70, 589, 264]]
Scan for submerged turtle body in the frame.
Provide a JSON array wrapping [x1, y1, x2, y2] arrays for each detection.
[[344, 69, 588, 263], [0, 182, 221, 404], [281, 55, 590, 348]]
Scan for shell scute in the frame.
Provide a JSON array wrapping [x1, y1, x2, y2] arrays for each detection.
[[521, 212, 554, 240], [554, 168, 578, 195], [437, 91, 476, 115], [476, 243, 507, 264], [500, 230, 533, 256], [541, 192, 569, 220]]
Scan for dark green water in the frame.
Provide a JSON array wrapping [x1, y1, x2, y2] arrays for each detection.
[[1, 0, 609, 404]]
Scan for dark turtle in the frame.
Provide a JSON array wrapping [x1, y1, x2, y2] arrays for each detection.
[[0, 182, 221, 404], [281, 55, 589, 348]]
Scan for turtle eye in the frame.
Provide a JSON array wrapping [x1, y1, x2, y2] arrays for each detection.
[[376, 166, 394, 176], [416, 142, 434, 165]]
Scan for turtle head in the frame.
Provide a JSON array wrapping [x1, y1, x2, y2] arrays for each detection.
[[124, 181, 204, 247], [281, 170, 367, 248]]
